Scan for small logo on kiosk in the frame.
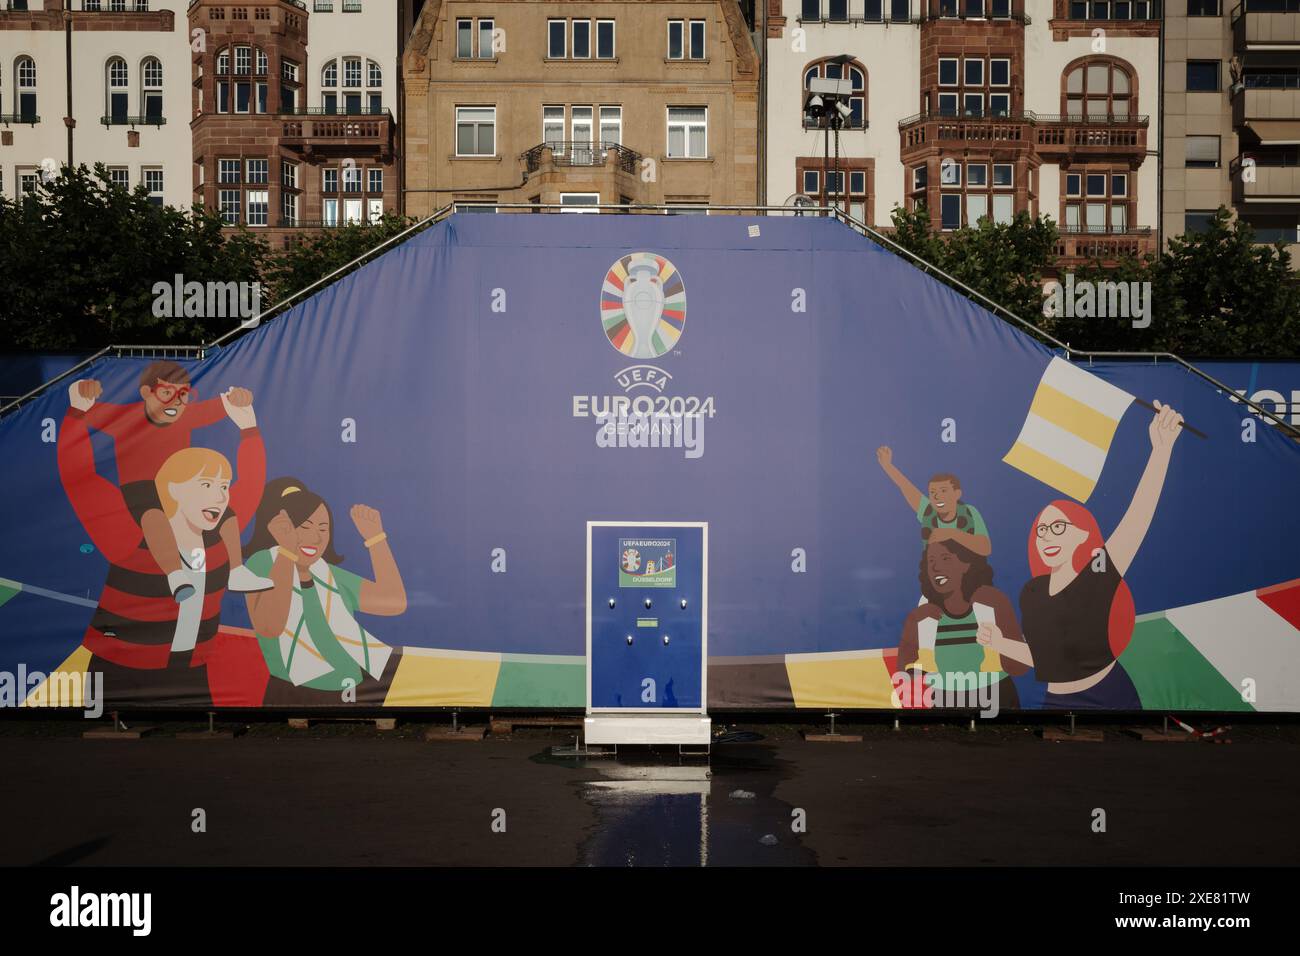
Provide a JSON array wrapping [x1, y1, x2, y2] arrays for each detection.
[[619, 538, 676, 588]]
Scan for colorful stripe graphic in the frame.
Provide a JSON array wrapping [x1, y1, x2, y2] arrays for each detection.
[[1003, 357, 1135, 502]]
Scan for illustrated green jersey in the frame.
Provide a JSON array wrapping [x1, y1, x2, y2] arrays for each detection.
[[916, 497, 989, 546]]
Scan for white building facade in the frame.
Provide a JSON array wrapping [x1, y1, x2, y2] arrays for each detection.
[[764, 0, 1161, 268]]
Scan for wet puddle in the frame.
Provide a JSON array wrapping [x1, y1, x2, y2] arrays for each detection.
[[535, 744, 817, 866]]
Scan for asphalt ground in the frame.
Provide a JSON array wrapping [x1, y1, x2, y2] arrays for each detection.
[[0, 717, 1296, 868]]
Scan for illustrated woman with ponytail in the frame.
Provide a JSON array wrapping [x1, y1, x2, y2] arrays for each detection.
[[976, 401, 1185, 709], [242, 477, 407, 705]]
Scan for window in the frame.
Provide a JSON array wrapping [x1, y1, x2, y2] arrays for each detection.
[[964, 92, 984, 116], [282, 193, 298, 226], [689, 20, 705, 59], [939, 58, 958, 86], [456, 19, 473, 58], [1186, 60, 1221, 92], [15, 57, 36, 122], [828, 0, 849, 19], [667, 106, 707, 158], [476, 22, 493, 59], [560, 193, 601, 212], [993, 163, 1013, 187], [343, 57, 362, 88], [142, 57, 162, 120], [368, 168, 383, 193], [247, 190, 269, 226], [668, 20, 684, 59], [804, 170, 820, 195], [235, 46, 251, 75], [548, 20, 566, 58], [106, 57, 128, 122], [456, 106, 496, 156], [20, 170, 40, 195], [1185, 211, 1215, 234], [992, 194, 1014, 225], [282, 161, 298, 189], [802, 0, 820, 18], [573, 20, 591, 59], [257, 49, 268, 76], [142, 167, 163, 205], [219, 159, 241, 184], [323, 167, 339, 193], [600, 105, 622, 145], [597, 20, 615, 59], [458, 19, 494, 59], [543, 105, 564, 147], [967, 163, 988, 186], [1186, 135, 1220, 168], [343, 165, 362, 193], [990, 59, 1010, 87], [281, 59, 299, 111], [891, 0, 911, 18], [246, 159, 268, 184], [219, 189, 241, 224], [322, 60, 337, 87], [941, 160, 961, 186], [865, 0, 884, 17], [107, 166, 130, 190], [941, 193, 962, 231], [323, 199, 339, 227], [1187, 0, 1218, 13], [964, 59, 983, 87], [1065, 167, 1131, 233], [912, 165, 927, 191], [1068, 0, 1155, 15], [1064, 59, 1134, 118]]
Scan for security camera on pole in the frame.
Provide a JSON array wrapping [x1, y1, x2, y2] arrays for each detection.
[[802, 54, 855, 217]]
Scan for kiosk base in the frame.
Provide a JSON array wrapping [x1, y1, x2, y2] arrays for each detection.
[[584, 715, 712, 746]]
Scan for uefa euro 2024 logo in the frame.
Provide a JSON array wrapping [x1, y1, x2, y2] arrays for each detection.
[[600, 253, 686, 359]]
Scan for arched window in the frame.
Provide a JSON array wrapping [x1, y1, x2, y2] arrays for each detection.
[[16, 56, 37, 123], [802, 58, 866, 130], [1063, 57, 1134, 120], [367, 60, 382, 88], [321, 59, 338, 88], [106, 57, 129, 122], [216, 47, 230, 75], [141, 57, 163, 120]]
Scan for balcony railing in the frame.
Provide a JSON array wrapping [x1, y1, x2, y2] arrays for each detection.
[[279, 114, 391, 143], [277, 106, 390, 117], [0, 113, 40, 126], [1231, 159, 1300, 200], [1232, 1, 1300, 51], [522, 141, 642, 174], [900, 110, 1149, 152], [1055, 228, 1157, 263], [101, 115, 166, 127]]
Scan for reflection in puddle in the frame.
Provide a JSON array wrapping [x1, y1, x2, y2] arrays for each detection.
[[556, 748, 817, 867]]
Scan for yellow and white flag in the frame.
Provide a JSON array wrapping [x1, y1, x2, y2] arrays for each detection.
[[1003, 357, 1134, 503]]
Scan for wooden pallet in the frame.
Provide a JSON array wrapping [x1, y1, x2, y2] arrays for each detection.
[[488, 715, 584, 736], [287, 717, 397, 731], [425, 724, 487, 742]]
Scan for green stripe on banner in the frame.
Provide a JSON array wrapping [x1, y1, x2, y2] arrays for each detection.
[[1120, 615, 1254, 712], [0, 581, 19, 609], [491, 659, 585, 707]]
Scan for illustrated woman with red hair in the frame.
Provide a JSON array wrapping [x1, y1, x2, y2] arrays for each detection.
[[976, 401, 1185, 709]]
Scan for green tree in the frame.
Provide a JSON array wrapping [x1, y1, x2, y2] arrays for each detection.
[[265, 213, 415, 305], [0, 164, 268, 350], [888, 205, 1060, 325]]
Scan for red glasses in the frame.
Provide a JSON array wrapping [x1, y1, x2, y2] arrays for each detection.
[[149, 383, 192, 405]]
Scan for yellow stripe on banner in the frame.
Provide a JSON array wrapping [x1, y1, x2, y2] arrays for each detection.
[[23, 645, 93, 708], [785, 655, 898, 709], [383, 651, 501, 707], [1003, 441, 1098, 502], [1029, 382, 1123, 451]]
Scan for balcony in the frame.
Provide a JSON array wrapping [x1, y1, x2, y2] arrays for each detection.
[[1054, 227, 1157, 266], [279, 112, 392, 151], [1232, 1, 1300, 53], [522, 141, 642, 175], [0, 113, 39, 126], [899, 110, 1148, 157], [1233, 85, 1300, 143], [1232, 160, 1300, 203]]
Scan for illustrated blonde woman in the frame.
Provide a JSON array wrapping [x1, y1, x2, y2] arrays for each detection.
[[243, 477, 407, 706]]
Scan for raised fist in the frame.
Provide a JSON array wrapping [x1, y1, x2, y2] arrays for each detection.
[[69, 379, 102, 412], [268, 510, 298, 552], [876, 445, 892, 467], [221, 387, 257, 430], [350, 504, 384, 541]]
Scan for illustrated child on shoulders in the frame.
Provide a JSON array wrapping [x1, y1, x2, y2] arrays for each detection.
[[875, 446, 991, 556]]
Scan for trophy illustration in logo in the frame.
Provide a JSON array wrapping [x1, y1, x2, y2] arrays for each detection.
[[600, 253, 686, 359]]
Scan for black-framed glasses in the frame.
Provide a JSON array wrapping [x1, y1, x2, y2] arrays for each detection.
[[1035, 520, 1074, 538]]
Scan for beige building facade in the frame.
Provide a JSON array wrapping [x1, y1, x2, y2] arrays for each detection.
[[1163, 1, 1300, 261], [402, 0, 759, 215]]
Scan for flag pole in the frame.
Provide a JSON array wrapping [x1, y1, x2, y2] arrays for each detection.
[[1133, 399, 1208, 440]]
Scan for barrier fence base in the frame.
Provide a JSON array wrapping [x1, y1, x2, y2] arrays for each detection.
[[288, 717, 397, 731]]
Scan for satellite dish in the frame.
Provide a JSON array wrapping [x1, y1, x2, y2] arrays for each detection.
[[779, 193, 818, 216]]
